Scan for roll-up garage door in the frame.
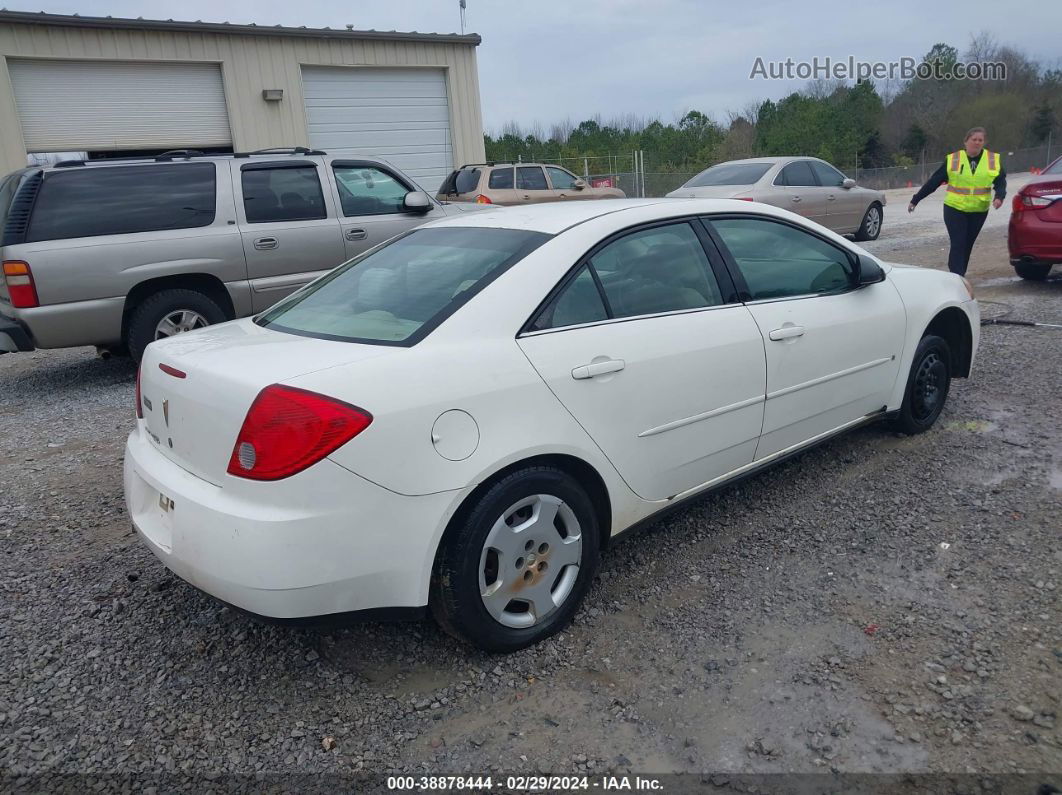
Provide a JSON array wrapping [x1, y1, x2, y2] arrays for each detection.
[[302, 66, 453, 193], [7, 59, 232, 152]]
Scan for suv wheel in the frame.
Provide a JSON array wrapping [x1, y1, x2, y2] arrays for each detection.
[[430, 466, 600, 652], [854, 203, 883, 241], [126, 288, 227, 362]]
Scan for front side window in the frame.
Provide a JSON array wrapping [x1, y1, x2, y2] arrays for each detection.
[[776, 161, 817, 187], [258, 227, 548, 345], [546, 167, 578, 190], [333, 164, 410, 216], [516, 167, 549, 191], [532, 222, 723, 330], [489, 168, 514, 189], [242, 164, 327, 223], [809, 161, 846, 187], [709, 217, 855, 300], [25, 163, 216, 242]]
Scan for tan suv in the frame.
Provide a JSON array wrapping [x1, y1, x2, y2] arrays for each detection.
[[437, 162, 626, 206]]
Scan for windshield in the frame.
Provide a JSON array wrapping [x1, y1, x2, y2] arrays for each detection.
[[686, 163, 772, 187], [257, 227, 549, 345]]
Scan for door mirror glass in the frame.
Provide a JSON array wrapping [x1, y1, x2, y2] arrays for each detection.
[[857, 254, 885, 285], [842, 178, 857, 189], [403, 191, 432, 214]]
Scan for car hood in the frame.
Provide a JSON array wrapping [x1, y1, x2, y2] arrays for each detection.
[[438, 201, 503, 216]]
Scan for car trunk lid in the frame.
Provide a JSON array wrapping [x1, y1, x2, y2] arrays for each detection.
[[138, 319, 393, 486]]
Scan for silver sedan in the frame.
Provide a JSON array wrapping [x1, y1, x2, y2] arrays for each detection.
[[667, 157, 886, 240]]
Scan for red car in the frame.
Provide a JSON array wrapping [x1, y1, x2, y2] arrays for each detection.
[[1009, 156, 1062, 280]]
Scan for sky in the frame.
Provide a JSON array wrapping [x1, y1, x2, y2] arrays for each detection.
[[7, 0, 1061, 133]]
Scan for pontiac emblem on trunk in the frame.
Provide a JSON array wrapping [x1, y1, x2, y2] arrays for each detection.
[[162, 399, 170, 428]]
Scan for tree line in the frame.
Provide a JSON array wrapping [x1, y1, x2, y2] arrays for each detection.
[[483, 36, 1059, 175]]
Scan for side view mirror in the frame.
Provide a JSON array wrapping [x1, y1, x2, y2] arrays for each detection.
[[572, 179, 587, 190], [842, 178, 856, 189], [856, 253, 885, 286], [403, 190, 432, 214]]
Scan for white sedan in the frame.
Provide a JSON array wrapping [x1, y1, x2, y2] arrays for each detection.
[[124, 199, 979, 652]]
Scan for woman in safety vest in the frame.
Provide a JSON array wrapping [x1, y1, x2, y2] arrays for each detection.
[[907, 127, 1006, 276]]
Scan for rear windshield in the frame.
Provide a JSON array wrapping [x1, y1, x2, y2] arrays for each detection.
[[257, 227, 549, 346], [686, 163, 772, 187], [26, 164, 216, 242], [439, 168, 481, 195]]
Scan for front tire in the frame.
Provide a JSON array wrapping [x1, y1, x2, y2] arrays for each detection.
[[126, 288, 227, 362], [854, 203, 883, 241], [891, 334, 952, 435], [430, 466, 600, 652], [1014, 262, 1051, 281]]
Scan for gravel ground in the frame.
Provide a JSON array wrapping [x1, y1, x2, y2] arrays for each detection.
[[0, 204, 1059, 790]]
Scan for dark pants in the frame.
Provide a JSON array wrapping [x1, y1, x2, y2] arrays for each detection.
[[942, 205, 988, 276]]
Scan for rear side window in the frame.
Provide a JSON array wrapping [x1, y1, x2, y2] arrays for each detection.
[[257, 227, 549, 345], [516, 167, 549, 191], [25, 164, 216, 242], [776, 161, 817, 187], [242, 164, 327, 223], [489, 168, 514, 189]]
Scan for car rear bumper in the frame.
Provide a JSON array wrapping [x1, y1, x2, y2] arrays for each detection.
[[0, 313, 34, 353], [123, 429, 460, 619], [1008, 216, 1062, 264]]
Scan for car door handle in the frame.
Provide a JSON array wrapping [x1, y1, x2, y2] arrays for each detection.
[[572, 359, 625, 380], [768, 325, 806, 341], [253, 237, 278, 250], [791, 196, 802, 203], [827, 194, 836, 201], [345, 228, 367, 241]]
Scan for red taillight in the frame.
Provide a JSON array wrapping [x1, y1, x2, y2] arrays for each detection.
[[3, 261, 39, 309], [158, 363, 187, 379], [734, 197, 754, 202], [135, 364, 143, 420], [226, 385, 372, 481], [1012, 195, 1025, 213], [474, 194, 493, 204]]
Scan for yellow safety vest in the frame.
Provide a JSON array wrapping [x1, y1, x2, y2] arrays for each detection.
[[943, 149, 1000, 212]]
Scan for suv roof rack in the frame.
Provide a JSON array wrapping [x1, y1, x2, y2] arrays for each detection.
[[50, 147, 325, 168], [155, 149, 206, 161], [458, 162, 497, 169], [233, 146, 326, 158]]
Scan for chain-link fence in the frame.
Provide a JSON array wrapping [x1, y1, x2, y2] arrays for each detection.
[[486, 143, 1057, 198]]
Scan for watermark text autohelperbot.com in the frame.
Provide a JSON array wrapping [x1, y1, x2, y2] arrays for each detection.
[[750, 56, 1007, 81]]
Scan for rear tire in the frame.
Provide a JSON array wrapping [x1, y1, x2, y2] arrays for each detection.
[[430, 466, 600, 653], [1014, 262, 1051, 281], [854, 203, 883, 241], [890, 334, 952, 435], [126, 288, 227, 363]]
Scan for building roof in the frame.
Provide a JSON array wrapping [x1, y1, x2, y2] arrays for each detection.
[[0, 9, 481, 46]]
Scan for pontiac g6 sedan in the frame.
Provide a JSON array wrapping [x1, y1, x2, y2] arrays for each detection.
[[124, 199, 979, 652]]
